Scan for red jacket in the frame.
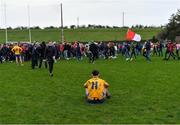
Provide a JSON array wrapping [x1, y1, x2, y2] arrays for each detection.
[[167, 43, 174, 52]]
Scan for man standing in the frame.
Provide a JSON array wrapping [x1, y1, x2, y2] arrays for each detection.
[[158, 41, 163, 57], [89, 42, 99, 63], [124, 42, 131, 61], [145, 41, 151, 62], [167, 41, 176, 60], [109, 42, 115, 58], [11, 43, 23, 66], [130, 42, 136, 61], [45, 41, 56, 77], [31, 43, 40, 69], [76, 42, 82, 61], [38, 42, 47, 69], [1, 44, 9, 62]]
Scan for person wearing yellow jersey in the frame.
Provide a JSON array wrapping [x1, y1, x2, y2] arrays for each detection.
[[11, 43, 23, 66], [84, 70, 111, 104]]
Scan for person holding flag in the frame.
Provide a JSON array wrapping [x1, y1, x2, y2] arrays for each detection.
[[125, 29, 141, 61], [130, 43, 136, 61]]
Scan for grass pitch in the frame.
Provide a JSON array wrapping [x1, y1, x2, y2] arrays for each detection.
[[0, 28, 161, 42], [0, 56, 180, 124]]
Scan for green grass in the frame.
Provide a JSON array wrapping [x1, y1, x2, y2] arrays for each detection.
[[0, 28, 162, 43], [0, 56, 180, 124]]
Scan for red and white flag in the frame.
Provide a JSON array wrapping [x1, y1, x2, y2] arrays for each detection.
[[126, 29, 141, 42]]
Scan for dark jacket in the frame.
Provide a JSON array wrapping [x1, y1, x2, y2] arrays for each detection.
[[45, 45, 56, 61], [89, 43, 99, 54]]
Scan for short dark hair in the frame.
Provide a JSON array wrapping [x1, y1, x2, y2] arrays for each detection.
[[92, 70, 99, 76]]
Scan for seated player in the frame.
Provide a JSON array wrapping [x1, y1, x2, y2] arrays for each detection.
[[84, 70, 111, 104]]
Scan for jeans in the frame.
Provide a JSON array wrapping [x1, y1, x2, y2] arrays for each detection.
[[125, 50, 130, 58], [64, 50, 68, 59], [76, 52, 81, 61], [146, 50, 151, 61]]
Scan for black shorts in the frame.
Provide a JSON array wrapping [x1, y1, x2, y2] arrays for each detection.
[[87, 98, 105, 104]]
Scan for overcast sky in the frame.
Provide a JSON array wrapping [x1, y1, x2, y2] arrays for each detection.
[[0, 0, 180, 28]]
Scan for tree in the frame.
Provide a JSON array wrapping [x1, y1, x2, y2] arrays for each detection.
[[80, 25, 86, 28], [32, 26, 41, 29], [7, 27, 12, 30], [158, 9, 180, 41], [70, 25, 76, 29], [44, 26, 57, 29]]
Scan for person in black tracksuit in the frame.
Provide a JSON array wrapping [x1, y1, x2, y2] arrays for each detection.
[[38, 42, 47, 69], [31, 44, 40, 69], [89, 43, 99, 63], [45, 42, 56, 77], [1, 44, 9, 61]]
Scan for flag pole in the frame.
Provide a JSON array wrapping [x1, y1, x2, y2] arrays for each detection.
[[1, 0, 3, 30], [27, 4, 32, 43], [60, 3, 64, 43], [4, 2, 8, 44], [77, 17, 79, 28], [122, 12, 125, 27]]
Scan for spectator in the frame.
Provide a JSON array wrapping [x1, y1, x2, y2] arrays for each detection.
[[45, 41, 57, 77]]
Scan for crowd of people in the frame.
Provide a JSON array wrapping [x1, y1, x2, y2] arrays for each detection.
[[0, 40, 180, 75]]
